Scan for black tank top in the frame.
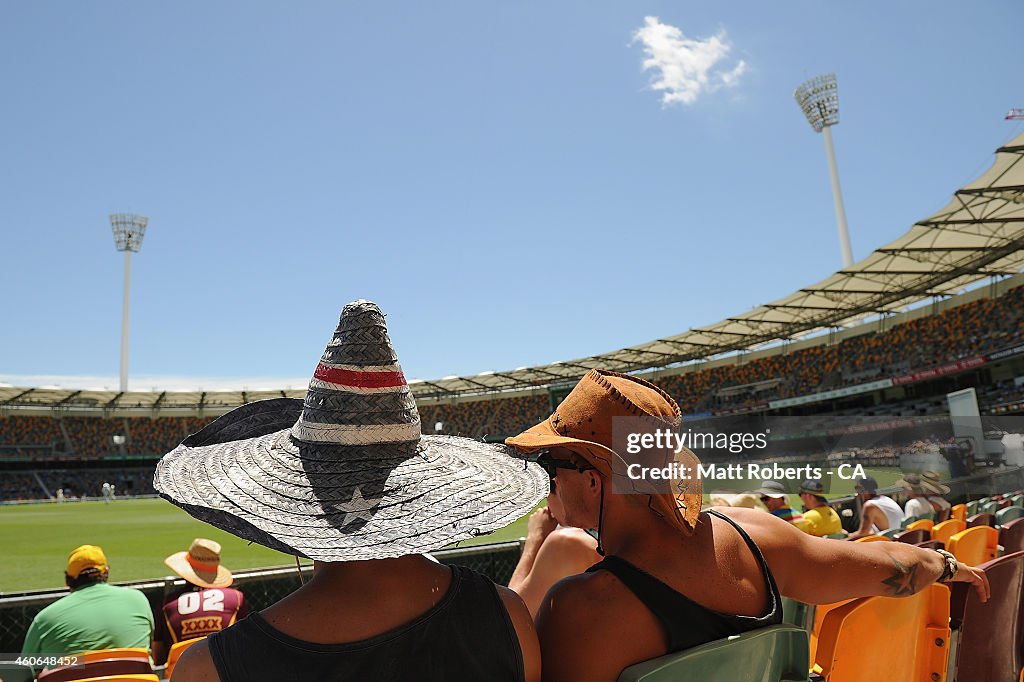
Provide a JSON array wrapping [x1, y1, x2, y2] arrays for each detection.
[[586, 509, 782, 652], [207, 565, 524, 682]]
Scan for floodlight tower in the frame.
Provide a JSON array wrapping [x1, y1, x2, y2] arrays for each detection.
[[109, 213, 149, 392], [794, 73, 854, 268]]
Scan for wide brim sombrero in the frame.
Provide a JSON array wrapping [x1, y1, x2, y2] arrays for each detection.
[[154, 301, 547, 562]]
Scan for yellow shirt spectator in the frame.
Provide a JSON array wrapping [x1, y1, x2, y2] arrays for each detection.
[[795, 505, 843, 536]]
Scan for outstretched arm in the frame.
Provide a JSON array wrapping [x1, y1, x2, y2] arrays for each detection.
[[719, 507, 989, 605]]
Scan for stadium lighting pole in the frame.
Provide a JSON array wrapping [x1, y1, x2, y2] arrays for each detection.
[[794, 73, 854, 268], [109, 214, 149, 393]]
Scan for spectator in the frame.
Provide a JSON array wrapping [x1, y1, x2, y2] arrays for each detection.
[[797, 480, 843, 537], [898, 474, 936, 521], [158, 301, 543, 682], [21, 545, 153, 657], [153, 539, 248, 665], [920, 470, 952, 518], [847, 476, 904, 540], [509, 495, 601, 618], [752, 481, 803, 526], [506, 369, 988, 682]]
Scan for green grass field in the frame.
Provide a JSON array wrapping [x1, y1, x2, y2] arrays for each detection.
[[0, 498, 538, 593], [1, 466, 902, 593]]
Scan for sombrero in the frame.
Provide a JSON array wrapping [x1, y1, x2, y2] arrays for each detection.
[[165, 538, 233, 589], [154, 300, 547, 562], [920, 470, 951, 495]]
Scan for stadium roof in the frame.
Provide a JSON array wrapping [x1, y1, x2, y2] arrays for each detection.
[[2, 131, 1023, 410]]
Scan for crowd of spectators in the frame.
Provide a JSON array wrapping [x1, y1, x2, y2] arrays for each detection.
[[0, 468, 158, 502], [1, 286, 1022, 462]]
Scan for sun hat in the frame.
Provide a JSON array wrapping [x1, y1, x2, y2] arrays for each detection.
[[67, 545, 107, 579], [505, 369, 702, 535], [920, 470, 951, 495], [165, 538, 234, 589], [853, 476, 879, 493], [154, 300, 547, 562], [753, 481, 787, 499], [894, 473, 929, 495]]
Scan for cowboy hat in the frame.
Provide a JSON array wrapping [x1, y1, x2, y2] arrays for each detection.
[[505, 369, 702, 535], [154, 300, 547, 562], [165, 538, 233, 589], [920, 470, 951, 495], [894, 473, 929, 495]]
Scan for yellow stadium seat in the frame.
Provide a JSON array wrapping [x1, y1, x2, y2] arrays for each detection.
[[951, 504, 968, 523], [948, 526, 999, 566], [853, 535, 891, 543], [807, 598, 856, 665], [165, 637, 205, 679], [932, 519, 966, 546], [906, 518, 934, 532], [813, 584, 951, 682], [75, 649, 150, 664]]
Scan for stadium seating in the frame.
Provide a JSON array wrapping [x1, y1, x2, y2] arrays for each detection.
[[947, 526, 999, 566], [1001, 518, 1024, 555], [949, 551, 1024, 682], [932, 519, 966, 546], [73, 649, 150, 664], [894, 529, 929, 545], [616, 625, 810, 682], [997, 506, 1024, 525], [165, 636, 204, 679], [37, 657, 153, 682], [967, 513, 996, 528], [853, 535, 891, 543], [915, 540, 945, 551], [904, 517, 934, 531], [980, 500, 1002, 515], [812, 584, 951, 682], [71, 676, 159, 682], [951, 504, 967, 523]]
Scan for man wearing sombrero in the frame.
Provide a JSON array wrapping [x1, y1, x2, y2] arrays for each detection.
[[159, 301, 545, 682], [506, 369, 991, 682], [152, 539, 247, 665]]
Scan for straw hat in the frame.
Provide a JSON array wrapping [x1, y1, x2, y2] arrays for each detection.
[[895, 473, 929, 495], [165, 539, 233, 589], [920, 470, 951, 495], [505, 369, 702, 535], [154, 300, 547, 561]]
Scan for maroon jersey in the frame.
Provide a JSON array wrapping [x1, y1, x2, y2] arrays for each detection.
[[157, 586, 248, 645]]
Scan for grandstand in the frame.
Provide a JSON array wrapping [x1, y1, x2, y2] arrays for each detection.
[[2, 133, 1024, 499]]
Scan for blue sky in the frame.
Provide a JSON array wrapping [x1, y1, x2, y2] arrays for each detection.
[[2, 2, 1022, 391]]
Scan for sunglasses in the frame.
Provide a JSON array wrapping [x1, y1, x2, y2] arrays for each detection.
[[534, 451, 593, 481]]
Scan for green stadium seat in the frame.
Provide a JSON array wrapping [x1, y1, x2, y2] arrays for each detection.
[[996, 506, 1024, 525], [616, 625, 810, 682], [980, 501, 1002, 515], [1011, 494, 1024, 508], [813, 584, 951, 682], [966, 501, 980, 516], [781, 597, 815, 631]]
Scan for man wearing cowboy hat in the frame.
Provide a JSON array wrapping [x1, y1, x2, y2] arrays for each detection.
[[507, 369, 990, 682], [921, 470, 952, 518], [897, 473, 937, 521], [796, 479, 843, 537], [160, 301, 544, 682], [152, 539, 248, 665], [22, 545, 153, 657]]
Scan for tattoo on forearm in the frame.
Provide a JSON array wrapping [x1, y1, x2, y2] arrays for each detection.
[[881, 556, 918, 596]]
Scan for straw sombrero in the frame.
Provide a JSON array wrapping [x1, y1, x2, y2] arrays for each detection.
[[165, 538, 233, 589], [154, 300, 547, 562]]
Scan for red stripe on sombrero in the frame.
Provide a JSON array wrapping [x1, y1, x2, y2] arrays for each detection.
[[313, 364, 407, 388]]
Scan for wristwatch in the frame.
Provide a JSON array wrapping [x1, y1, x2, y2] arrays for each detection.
[[935, 549, 959, 583]]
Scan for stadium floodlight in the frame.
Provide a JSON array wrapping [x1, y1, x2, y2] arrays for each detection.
[[794, 73, 854, 268], [109, 213, 149, 393]]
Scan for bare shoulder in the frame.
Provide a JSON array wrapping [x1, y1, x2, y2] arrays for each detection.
[[170, 638, 219, 682], [496, 586, 541, 682], [538, 528, 599, 562]]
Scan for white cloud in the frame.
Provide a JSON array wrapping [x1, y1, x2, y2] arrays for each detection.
[[632, 16, 747, 106]]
